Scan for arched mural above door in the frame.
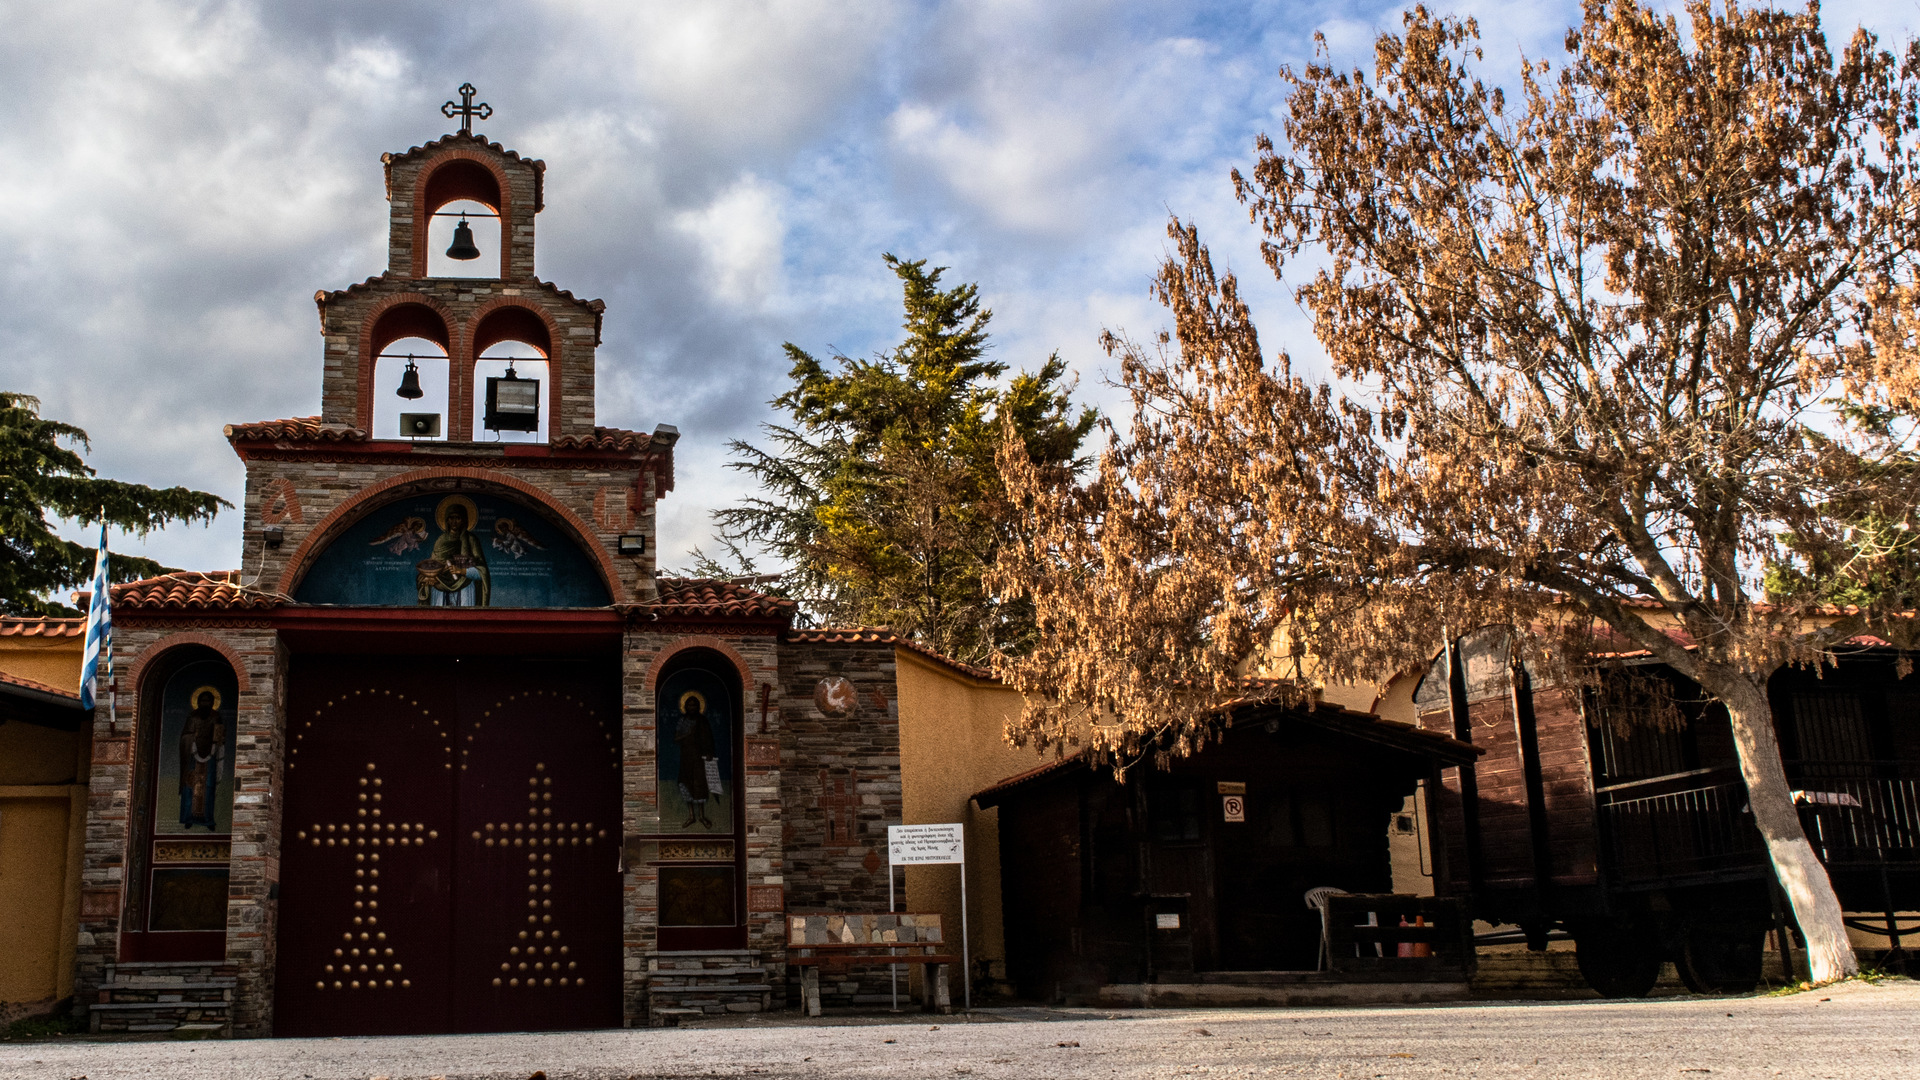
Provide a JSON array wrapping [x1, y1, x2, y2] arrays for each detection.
[[294, 491, 611, 608]]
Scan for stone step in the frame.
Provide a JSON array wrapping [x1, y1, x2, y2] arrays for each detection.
[[649, 966, 769, 978], [101, 980, 236, 991], [90, 1000, 232, 1011]]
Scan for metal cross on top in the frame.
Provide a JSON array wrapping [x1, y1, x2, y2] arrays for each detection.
[[442, 83, 493, 135]]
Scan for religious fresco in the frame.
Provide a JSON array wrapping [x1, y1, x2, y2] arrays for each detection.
[[655, 668, 736, 835], [295, 492, 611, 608], [154, 660, 239, 836]]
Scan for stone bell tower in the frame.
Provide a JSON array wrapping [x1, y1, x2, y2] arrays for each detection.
[[312, 84, 607, 443]]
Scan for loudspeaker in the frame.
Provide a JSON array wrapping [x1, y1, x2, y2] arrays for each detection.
[[400, 412, 442, 438]]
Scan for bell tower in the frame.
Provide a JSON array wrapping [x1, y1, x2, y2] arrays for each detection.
[[312, 85, 606, 443]]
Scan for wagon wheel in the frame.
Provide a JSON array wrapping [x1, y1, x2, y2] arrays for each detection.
[[1675, 926, 1765, 995], [1571, 920, 1662, 999]]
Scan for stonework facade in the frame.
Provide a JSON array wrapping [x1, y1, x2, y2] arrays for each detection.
[[73, 124, 914, 1035]]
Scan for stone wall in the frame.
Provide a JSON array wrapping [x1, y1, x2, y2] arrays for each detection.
[[75, 622, 283, 1036]]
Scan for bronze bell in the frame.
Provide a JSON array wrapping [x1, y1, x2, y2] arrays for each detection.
[[396, 360, 424, 399], [446, 217, 481, 260]]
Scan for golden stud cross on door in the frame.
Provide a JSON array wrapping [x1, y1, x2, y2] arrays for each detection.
[[470, 762, 611, 990], [293, 762, 441, 992]]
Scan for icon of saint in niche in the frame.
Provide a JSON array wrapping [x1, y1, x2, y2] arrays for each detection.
[[415, 494, 490, 606], [674, 690, 719, 828], [178, 687, 226, 830]]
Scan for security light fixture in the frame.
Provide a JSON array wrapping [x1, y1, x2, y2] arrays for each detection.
[[618, 534, 647, 556], [484, 364, 540, 432]]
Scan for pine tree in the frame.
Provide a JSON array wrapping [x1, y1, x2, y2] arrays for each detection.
[[713, 255, 1096, 664], [0, 392, 229, 616]]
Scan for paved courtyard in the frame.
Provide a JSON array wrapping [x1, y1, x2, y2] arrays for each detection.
[[2, 980, 1911, 1080]]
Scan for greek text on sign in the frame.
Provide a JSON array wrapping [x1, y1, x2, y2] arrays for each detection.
[[888, 823, 964, 865]]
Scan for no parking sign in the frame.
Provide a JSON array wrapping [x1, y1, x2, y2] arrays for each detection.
[[1219, 781, 1246, 822]]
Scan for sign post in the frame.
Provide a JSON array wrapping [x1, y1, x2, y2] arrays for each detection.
[[887, 823, 969, 1011]]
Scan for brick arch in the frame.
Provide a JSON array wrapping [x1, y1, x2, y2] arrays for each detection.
[[273, 467, 627, 603], [408, 149, 514, 280], [128, 633, 253, 700], [642, 636, 754, 695], [466, 297, 566, 439], [354, 292, 465, 432]]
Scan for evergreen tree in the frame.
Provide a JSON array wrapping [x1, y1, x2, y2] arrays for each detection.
[[0, 392, 230, 616], [713, 255, 1095, 664]]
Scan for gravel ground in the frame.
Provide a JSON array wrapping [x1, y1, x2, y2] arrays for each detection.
[[1, 980, 1912, 1080]]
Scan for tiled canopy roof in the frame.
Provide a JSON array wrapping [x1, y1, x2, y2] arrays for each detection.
[[113, 571, 281, 611], [0, 668, 81, 704], [643, 578, 796, 620], [549, 427, 656, 452], [224, 417, 369, 443], [0, 617, 84, 638], [787, 627, 996, 681]]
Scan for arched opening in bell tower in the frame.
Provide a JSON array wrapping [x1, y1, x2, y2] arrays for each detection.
[[367, 303, 453, 441], [471, 306, 553, 442], [421, 158, 505, 279]]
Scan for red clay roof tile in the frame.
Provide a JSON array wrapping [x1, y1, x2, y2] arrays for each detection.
[[0, 617, 85, 639], [643, 578, 796, 620], [113, 571, 281, 611], [225, 417, 369, 443]]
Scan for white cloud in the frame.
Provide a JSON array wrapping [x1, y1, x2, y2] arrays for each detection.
[[672, 174, 788, 310]]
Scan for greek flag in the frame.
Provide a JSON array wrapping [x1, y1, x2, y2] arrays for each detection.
[[79, 523, 111, 712]]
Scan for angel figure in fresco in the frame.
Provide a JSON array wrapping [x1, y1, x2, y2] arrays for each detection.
[[369, 516, 429, 555], [415, 496, 490, 606], [675, 691, 717, 828], [178, 688, 226, 830], [490, 517, 545, 559]]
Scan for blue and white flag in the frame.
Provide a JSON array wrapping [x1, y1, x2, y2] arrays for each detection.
[[79, 523, 112, 712]]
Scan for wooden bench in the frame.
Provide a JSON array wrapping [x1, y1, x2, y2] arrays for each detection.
[[787, 913, 956, 1015]]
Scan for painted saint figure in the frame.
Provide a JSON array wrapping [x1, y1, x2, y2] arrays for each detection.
[[415, 496, 491, 606], [675, 691, 716, 828], [177, 689, 226, 830]]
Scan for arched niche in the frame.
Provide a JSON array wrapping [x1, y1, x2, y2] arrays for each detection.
[[649, 647, 747, 951], [292, 488, 612, 608], [421, 157, 506, 280], [471, 305, 553, 441], [122, 646, 241, 960]]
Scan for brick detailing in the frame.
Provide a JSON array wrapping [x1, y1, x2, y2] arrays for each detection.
[[640, 635, 753, 692], [594, 485, 635, 532], [259, 478, 303, 525], [818, 770, 860, 848], [269, 465, 631, 603], [125, 632, 257, 695]]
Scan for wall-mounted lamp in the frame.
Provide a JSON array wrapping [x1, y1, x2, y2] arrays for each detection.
[[618, 534, 647, 556]]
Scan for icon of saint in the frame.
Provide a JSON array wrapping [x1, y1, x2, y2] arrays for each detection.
[[178, 689, 226, 830], [416, 498, 490, 606], [676, 692, 716, 829]]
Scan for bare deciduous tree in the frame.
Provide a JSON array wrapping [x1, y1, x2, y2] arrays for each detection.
[[991, 0, 1920, 984]]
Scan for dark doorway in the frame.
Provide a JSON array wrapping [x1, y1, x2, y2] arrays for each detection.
[[274, 655, 621, 1036]]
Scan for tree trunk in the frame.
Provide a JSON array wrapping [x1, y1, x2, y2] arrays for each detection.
[[1718, 678, 1859, 983]]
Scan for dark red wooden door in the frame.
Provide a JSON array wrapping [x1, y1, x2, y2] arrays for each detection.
[[275, 656, 620, 1035], [276, 659, 458, 1036], [451, 659, 623, 1032]]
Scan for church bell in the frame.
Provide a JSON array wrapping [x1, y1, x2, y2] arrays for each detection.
[[445, 217, 482, 261], [395, 359, 425, 399]]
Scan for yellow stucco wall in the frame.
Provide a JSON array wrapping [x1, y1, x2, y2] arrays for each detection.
[[0, 634, 85, 694], [894, 648, 1059, 994], [0, 623, 87, 1012]]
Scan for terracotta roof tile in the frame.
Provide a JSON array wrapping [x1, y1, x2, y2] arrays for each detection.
[[113, 571, 282, 611], [381, 132, 547, 210], [642, 578, 795, 620], [225, 417, 370, 443], [550, 427, 655, 452], [0, 617, 84, 639], [787, 628, 997, 681]]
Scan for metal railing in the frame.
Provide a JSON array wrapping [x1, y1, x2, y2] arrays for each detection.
[[1596, 761, 1920, 885]]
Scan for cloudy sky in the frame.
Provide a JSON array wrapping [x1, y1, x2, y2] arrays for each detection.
[[1, 0, 1909, 578]]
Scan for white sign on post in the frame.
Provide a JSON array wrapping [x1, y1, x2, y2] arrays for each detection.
[[887, 823, 971, 1012], [888, 823, 964, 864]]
